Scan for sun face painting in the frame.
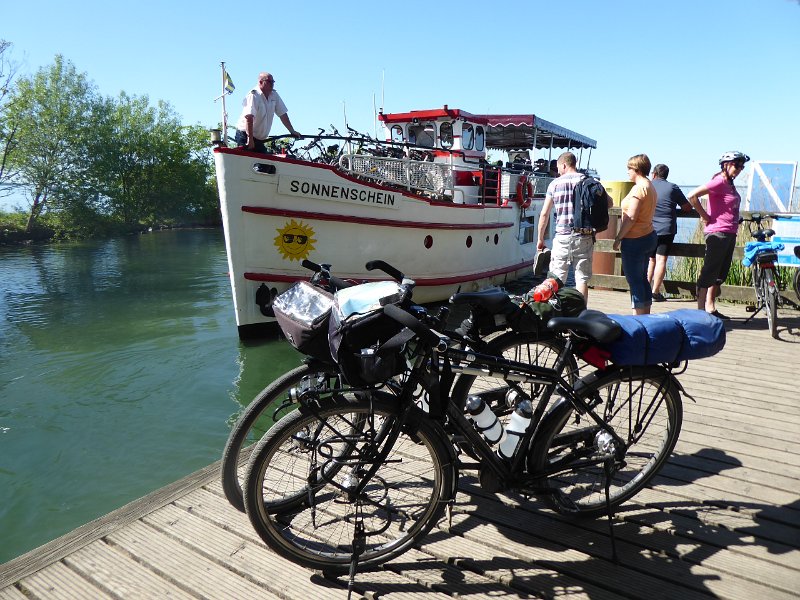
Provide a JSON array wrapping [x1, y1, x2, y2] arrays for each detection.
[[274, 220, 316, 261]]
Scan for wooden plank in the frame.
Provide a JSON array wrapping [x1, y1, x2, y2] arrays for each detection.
[[107, 520, 279, 600], [0, 586, 29, 600], [16, 561, 114, 600], [64, 539, 195, 599]]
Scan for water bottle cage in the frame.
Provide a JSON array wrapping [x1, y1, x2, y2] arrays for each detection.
[[474, 421, 500, 434]]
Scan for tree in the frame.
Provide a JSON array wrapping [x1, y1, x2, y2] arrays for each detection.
[[3, 55, 101, 231], [0, 39, 20, 197], [91, 94, 217, 226]]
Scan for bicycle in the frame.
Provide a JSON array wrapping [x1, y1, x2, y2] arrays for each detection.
[[220, 260, 577, 512], [242, 277, 721, 576], [740, 213, 786, 338]]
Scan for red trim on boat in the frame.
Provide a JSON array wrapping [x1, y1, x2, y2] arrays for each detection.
[[243, 259, 534, 287], [242, 205, 514, 230]]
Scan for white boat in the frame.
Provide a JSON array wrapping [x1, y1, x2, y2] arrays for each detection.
[[213, 106, 596, 338]]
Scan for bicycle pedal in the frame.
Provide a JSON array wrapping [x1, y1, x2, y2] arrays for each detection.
[[745, 305, 756, 312]]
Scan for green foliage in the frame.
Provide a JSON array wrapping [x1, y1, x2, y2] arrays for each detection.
[[0, 53, 221, 240]]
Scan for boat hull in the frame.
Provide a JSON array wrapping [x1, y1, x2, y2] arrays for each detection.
[[215, 148, 541, 336]]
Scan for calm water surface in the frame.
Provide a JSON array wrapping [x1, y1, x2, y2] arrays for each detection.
[[0, 229, 301, 563]]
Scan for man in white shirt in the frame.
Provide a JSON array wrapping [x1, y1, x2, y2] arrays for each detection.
[[235, 72, 301, 152]]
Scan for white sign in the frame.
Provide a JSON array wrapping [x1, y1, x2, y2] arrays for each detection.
[[278, 176, 399, 209]]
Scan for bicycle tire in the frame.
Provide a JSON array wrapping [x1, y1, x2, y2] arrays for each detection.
[[764, 268, 778, 339], [793, 267, 800, 302], [529, 365, 682, 518], [243, 394, 455, 574], [221, 363, 345, 512], [451, 331, 579, 416]]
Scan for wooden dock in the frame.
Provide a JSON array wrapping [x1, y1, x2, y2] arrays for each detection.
[[2, 290, 799, 599]]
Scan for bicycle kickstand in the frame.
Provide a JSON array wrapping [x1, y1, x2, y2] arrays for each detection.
[[347, 518, 366, 600], [604, 457, 620, 565], [743, 303, 763, 324]]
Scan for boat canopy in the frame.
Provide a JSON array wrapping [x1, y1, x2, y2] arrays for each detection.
[[476, 114, 596, 151], [378, 107, 596, 152]]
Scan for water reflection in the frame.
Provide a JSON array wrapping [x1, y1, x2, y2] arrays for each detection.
[[0, 229, 300, 563]]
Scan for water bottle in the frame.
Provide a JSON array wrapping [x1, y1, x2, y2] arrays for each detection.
[[531, 277, 559, 302], [497, 399, 533, 459], [465, 395, 503, 444]]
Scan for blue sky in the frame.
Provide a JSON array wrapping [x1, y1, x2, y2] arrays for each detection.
[[2, 0, 799, 210]]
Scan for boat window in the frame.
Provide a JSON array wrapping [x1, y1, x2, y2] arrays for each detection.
[[462, 124, 474, 150], [391, 125, 404, 143], [475, 126, 485, 151], [439, 122, 454, 149], [408, 122, 436, 148]]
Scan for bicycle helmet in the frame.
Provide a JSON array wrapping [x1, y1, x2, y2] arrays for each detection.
[[718, 151, 750, 166]]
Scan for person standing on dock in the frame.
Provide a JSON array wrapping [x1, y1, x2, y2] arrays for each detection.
[[537, 151, 605, 302], [648, 163, 692, 301], [235, 72, 301, 153], [686, 151, 750, 319]]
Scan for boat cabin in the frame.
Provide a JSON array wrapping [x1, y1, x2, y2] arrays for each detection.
[[376, 106, 597, 205]]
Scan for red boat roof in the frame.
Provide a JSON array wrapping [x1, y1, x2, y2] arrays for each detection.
[[379, 107, 596, 151]]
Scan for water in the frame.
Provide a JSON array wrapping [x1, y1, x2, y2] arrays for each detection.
[[0, 229, 302, 564]]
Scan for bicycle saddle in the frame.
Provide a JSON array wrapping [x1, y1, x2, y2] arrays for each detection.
[[449, 288, 512, 312], [547, 309, 622, 343]]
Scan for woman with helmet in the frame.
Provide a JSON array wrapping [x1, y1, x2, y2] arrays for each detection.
[[686, 151, 750, 319]]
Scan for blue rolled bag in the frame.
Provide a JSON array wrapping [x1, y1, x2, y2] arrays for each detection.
[[603, 309, 726, 365]]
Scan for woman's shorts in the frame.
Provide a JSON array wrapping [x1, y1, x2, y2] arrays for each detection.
[[651, 234, 675, 257], [697, 232, 737, 288]]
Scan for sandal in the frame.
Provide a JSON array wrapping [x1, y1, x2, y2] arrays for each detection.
[[709, 310, 730, 320]]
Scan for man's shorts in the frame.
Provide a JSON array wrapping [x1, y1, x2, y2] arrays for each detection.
[[550, 233, 593, 285], [651, 234, 675, 258]]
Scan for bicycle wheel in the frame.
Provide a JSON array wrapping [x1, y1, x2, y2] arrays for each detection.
[[529, 365, 682, 518], [763, 268, 778, 339], [793, 267, 800, 302], [451, 331, 578, 417], [244, 395, 455, 573], [221, 363, 346, 512]]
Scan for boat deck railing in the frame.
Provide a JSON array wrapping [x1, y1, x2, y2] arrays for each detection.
[[339, 153, 454, 196]]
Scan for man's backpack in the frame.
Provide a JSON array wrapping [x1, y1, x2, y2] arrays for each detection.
[[572, 176, 610, 233]]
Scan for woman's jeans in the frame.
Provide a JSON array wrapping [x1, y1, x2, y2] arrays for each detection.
[[621, 231, 658, 308]]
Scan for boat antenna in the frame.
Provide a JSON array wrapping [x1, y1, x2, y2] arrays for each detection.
[[381, 69, 385, 113], [343, 101, 351, 154], [373, 92, 377, 139]]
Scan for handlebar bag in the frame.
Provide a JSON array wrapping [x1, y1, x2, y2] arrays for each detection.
[[273, 281, 335, 362], [328, 281, 406, 385]]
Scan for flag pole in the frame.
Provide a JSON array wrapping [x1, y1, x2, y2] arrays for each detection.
[[221, 62, 228, 145]]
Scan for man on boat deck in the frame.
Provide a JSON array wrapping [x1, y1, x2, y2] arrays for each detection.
[[537, 151, 611, 303], [235, 72, 301, 153]]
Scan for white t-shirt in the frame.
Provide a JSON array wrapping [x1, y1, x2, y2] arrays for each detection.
[[236, 89, 288, 139]]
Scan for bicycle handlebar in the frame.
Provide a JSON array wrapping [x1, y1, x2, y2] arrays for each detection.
[[382, 304, 447, 351], [365, 260, 405, 283], [300, 259, 351, 290]]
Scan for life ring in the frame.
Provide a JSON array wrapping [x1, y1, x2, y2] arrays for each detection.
[[515, 176, 532, 208]]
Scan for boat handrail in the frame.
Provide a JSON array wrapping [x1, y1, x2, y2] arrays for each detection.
[[339, 153, 454, 197]]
